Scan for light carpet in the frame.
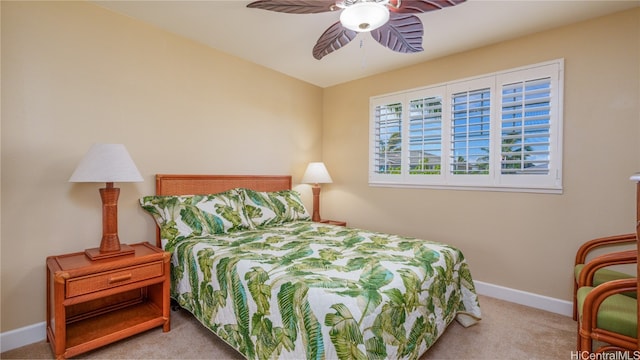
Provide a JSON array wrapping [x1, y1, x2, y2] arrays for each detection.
[[1, 295, 576, 359]]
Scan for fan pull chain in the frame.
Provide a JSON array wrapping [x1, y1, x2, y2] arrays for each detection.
[[360, 38, 368, 69]]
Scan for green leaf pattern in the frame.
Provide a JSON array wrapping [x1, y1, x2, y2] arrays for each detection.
[[242, 189, 311, 227], [166, 221, 481, 359], [140, 191, 251, 247]]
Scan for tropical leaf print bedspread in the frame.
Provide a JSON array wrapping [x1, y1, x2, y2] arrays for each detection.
[[165, 221, 482, 360]]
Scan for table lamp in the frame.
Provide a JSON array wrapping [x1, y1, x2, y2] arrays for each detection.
[[301, 162, 333, 222], [69, 144, 143, 260]]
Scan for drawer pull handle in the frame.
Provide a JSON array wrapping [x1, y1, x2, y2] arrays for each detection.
[[108, 274, 133, 284]]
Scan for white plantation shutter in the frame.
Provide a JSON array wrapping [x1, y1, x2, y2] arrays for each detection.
[[496, 62, 562, 190], [369, 59, 563, 193], [372, 100, 403, 177], [501, 78, 551, 175], [408, 96, 443, 176], [450, 88, 491, 175]]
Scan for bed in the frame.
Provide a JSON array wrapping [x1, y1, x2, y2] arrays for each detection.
[[140, 174, 481, 359]]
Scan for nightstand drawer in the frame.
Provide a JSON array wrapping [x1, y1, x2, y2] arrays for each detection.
[[66, 261, 164, 298]]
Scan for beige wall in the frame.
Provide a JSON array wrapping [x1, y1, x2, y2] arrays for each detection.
[[322, 8, 640, 302], [1, 1, 322, 332], [1, 1, 638, 335]]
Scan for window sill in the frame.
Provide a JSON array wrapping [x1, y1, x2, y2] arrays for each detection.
[[368, 182, 563, 194]]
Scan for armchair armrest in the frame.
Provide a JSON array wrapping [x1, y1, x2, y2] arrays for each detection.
[[578, 249, 637, 287], [575, 233, 637, 265]]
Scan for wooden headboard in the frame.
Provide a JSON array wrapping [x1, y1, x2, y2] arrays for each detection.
[[154, 174, 292, 246], [156, 174, 292, 195]]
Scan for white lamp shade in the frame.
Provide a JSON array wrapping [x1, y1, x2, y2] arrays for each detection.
[[631, 173, 640, 182], [340, 2, 390, 32], [301, 162, 333, 184], [69, 144, 143, 183]]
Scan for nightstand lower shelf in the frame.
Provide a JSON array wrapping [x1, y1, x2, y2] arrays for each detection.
[[65, 300, 163, 350]]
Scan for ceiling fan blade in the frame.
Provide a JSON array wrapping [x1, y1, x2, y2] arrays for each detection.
[[370, 14, 424, 53], [389, 0, 466, 13], [313, 22, 357, 60], [246, 0, 337, 14]]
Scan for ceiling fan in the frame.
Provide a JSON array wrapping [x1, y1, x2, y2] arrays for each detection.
[[246, 0, 466, 60]]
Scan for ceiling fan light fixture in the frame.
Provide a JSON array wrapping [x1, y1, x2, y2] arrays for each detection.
[[339, 2, 390, 32]]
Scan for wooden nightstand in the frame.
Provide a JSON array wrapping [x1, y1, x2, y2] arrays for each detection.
[[46, 242, 171, 359], [319, 219, 347, 227]]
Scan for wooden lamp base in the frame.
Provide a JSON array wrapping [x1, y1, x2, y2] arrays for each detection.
[[85, 183, 135, 261], [311, 184, 322, 222]]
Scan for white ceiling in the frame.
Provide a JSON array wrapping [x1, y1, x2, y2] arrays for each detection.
[[94, 0, 639, 88]]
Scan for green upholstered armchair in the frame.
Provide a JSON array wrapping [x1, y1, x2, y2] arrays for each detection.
[[577, 277, 637, 352], [573, 234, 637, 320], [576, 174, 639, 353]]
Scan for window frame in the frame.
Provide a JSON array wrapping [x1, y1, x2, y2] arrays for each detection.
[[369, 59, 564, 194]]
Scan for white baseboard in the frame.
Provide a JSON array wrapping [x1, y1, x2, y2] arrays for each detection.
[[474, 280, 573, 317], [0, 281, 573, 353], [0, 321, 46, 353]]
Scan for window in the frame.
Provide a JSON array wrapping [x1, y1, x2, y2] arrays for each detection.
[[373, 100, 403, 174], [369, 59, 563, 193]]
